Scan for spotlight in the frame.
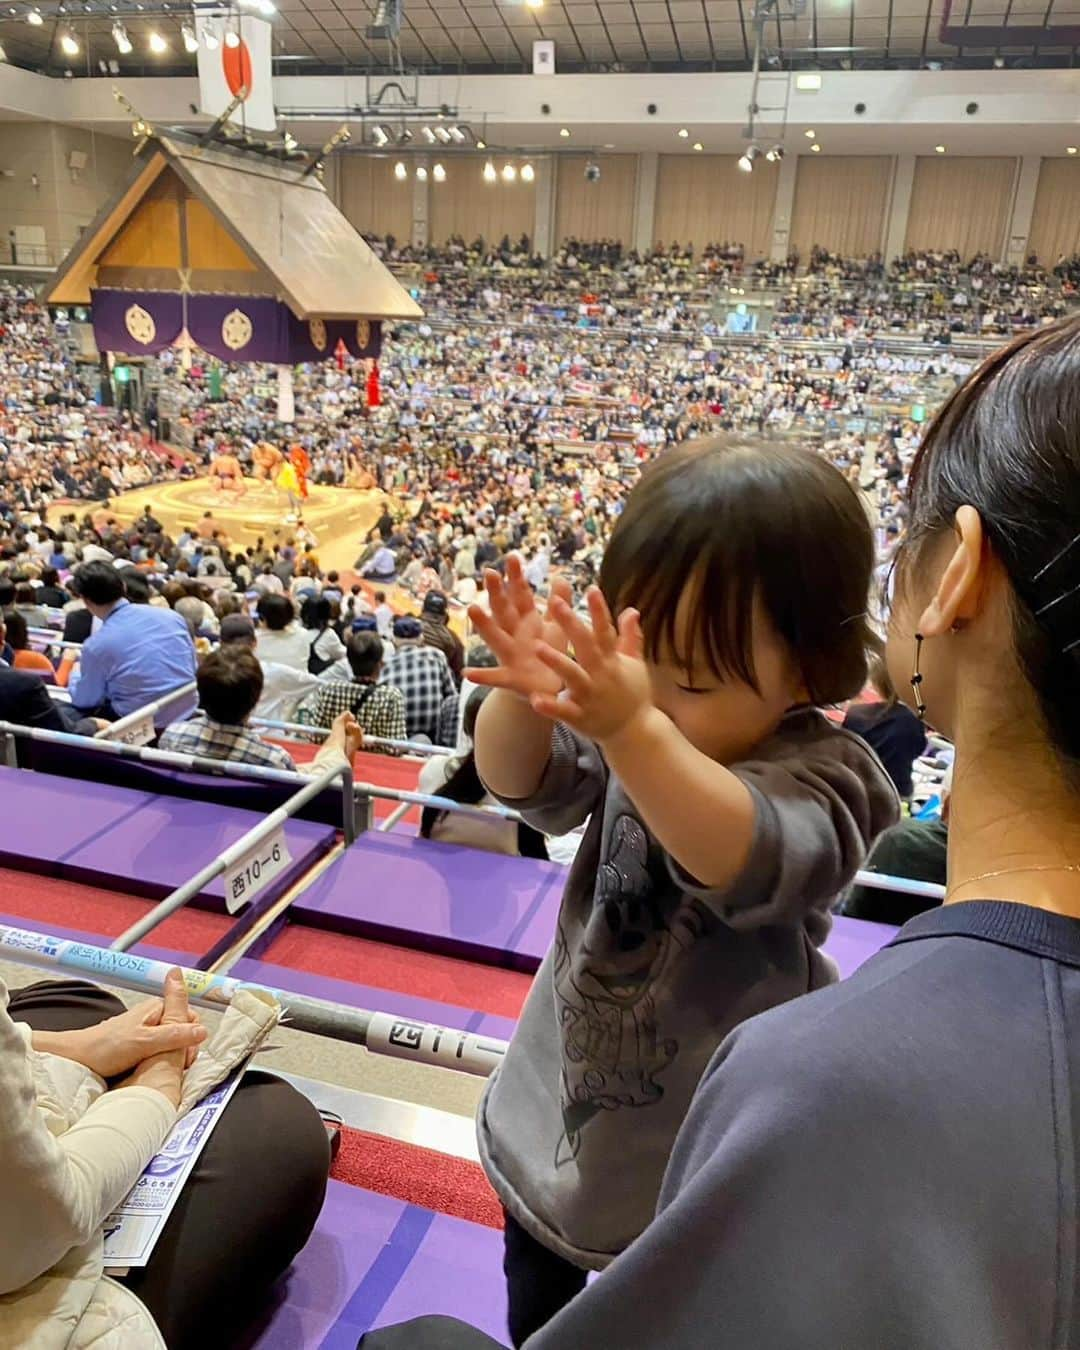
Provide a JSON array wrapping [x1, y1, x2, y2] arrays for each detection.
[[397, 128, 413, 145], [283, 132, 298, 150], [502, 163, 517, 182], [202, 25, 218, 48], [372, 125, 391, 146], [415, 164, 428, 181], [521, 162, 535, 182], [1069, 146, 1079, 156], [584, 160, 600, 182], [181, 22, 197, 52], [434, 125, 451, 144], [692, 141, 703, 151], [559, 127, 570, 138], [26, 8, 42, 23], [765, 145, 785, 162], [148, 29, 167, 53], [804, 128, 815, 139], [421, 125, 436, 143], [111, 20, 131, 51], [476, 139, 486, 150], [59, 29, 79, 54], [433, 162, 446, 182], [935, 143, 946, 153], [483, 159, 497, 183], [449, 125, 466, 143], [525, 0, 543, 9], [677, 127, 689, 138], [108, 57, 118, 72], [993, 55, 1005, 68], [255, 0, 274, 12], [811, 143, 821, 153], [224, 29, 240, 47], [737, 145, 761, 172], [394, 161, 407, 180]]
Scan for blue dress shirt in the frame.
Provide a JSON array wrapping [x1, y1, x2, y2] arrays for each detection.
[[69, 599, 198, 722]]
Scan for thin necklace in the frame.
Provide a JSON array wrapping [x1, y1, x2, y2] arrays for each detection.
[[947, 863, 1080, 900]]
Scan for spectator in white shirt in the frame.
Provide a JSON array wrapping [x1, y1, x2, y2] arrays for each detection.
[[254, 594, 311, 670]]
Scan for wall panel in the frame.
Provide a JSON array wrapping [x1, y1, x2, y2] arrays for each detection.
[[905, 156, 1017, 258], [429, 158, 535, 246], [788, 155, 893, 259], [555, 154, 638, 244], [1027, 158, 1080, 263], [338, 155, 413, 243], [653, 154, 778, 258]]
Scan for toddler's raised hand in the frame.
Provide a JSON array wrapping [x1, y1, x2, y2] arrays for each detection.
[[466, 555, 572, 700], [531, 587, 653, 744]]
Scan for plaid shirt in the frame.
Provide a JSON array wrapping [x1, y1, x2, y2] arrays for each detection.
[[312, 679, 407, 743], [159, 713, 296, 772], [379, 643, 455, 741]]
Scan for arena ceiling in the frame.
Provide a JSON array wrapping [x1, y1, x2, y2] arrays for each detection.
[[1, 0, 1079, 77]]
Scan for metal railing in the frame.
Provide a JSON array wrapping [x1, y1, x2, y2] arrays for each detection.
[[109, 757, 355, 952], [95, 680, 199, 742], [249, 714, 456, 758], [848, 869, 945, 901], [0, 723, 359, 842], [0, 924, 505, 1077]]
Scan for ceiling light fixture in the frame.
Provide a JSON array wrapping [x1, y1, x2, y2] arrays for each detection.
[[483, 159, 497, 183], [1069, 146, 1079, 155], [501, 163, 517, 182], [59, 29, 79, 54], [525, 0, 543, 9], [449, 125, 466, 143], [224, 29, 240, 47], [26, 8, 42, 23], [421, 125, 436, 143], [181, 22, 197, 51], [521, 162, 535, 182], [372, 124, 391, 146], [935, 143, 946, 153], [692, 141, 703, 151], [415, 164, 428, 181], [476, 138, 486, 150], [434, 125, 451, 143], [810, 142, 821, 153], [202, 25, 218, 48], [677, 127, 689, 138], [737, 145, 761, 173], [433, 162, 446, 182], [559, 127, 570, 138], [394, 160, 407, 180], [111, 19, 131, 50], [147, 29, 167, 52], [804, 128, 815, 139], [765, 145, 785, 162]]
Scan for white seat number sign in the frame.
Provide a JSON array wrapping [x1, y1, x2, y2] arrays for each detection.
[[113, 714, 156, 747], [222, 828, 292, 913]]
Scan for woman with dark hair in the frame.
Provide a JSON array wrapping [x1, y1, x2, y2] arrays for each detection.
[[4, 610, 56, 682], [419, 688, 548, 859], [365, 317, 1080, 1350], [299, 594, 346, 675]]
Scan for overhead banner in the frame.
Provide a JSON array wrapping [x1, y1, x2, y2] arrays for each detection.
[[196, 13, 276, 134]]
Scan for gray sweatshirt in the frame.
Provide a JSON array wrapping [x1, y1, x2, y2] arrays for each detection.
[[526, 900, 1080, 1349], [478, 706, 899, 1268]]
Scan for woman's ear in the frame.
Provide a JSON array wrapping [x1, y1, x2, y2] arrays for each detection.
[[917, 505, 986, 637]]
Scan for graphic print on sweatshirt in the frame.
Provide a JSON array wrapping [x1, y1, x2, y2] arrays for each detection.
[[554, 813, 709, 1161]]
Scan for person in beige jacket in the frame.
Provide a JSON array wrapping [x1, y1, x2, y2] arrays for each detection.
[[0, 966, 331, 1349]]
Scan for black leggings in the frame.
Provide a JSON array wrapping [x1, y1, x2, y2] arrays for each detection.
[[9, 979, 331, 1350], [502, 1211, 587, 1347]]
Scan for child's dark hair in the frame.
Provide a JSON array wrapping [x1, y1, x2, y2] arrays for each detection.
[[599, 438, 874, 704], [898, 314, 1080, 768]]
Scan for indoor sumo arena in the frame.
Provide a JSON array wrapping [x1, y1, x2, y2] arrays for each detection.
[[0, 2, 1077, 1345]]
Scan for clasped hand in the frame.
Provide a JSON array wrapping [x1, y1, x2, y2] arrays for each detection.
[[467, 555, 653, 744]]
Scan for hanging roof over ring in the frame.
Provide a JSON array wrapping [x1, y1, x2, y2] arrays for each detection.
[[44, 130, 423, 323]]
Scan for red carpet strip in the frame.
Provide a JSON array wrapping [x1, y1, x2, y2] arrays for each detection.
[[259, 926, 534, 1020], [330, 1126, 503, 1229]]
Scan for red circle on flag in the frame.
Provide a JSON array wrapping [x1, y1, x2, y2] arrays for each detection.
[[222, 40, 253, 98]]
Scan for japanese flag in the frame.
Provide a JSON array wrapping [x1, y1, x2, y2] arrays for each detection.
[[196, 14, 276, 134]]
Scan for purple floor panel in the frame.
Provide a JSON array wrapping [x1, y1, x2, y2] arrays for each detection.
[[289, 834, 566, 970], [0, 768, 337, 906], [232, 956, 518, 1041], [825, 915, 897, 978], [252, 1181, 508, 1350]]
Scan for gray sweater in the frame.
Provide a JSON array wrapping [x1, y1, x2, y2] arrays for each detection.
[[526, 900, 1080, 1349], [478, 707, 899, 1268]]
